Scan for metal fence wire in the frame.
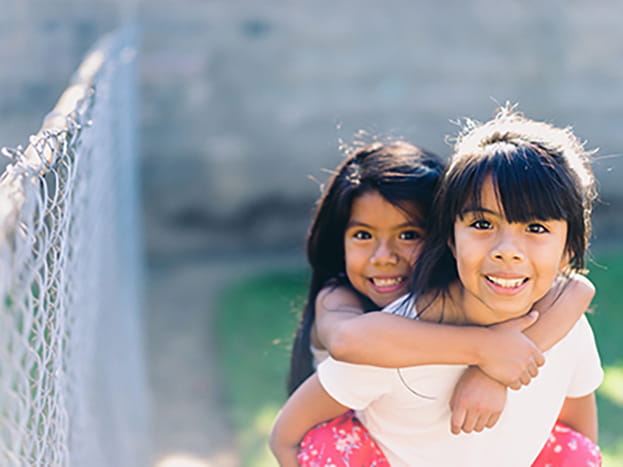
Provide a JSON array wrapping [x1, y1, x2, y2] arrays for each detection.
[[0, 26, 148, 466]]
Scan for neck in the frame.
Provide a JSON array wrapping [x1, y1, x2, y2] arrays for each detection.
[[414, 287, 470, 326], [416, 282, 535, 326], [446, 281, 533, 326]]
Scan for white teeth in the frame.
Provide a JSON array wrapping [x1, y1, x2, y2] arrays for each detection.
[[486, 276, 526, 288], [372, 277, 404, 287]]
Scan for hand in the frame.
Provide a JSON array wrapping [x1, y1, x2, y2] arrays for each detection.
[[478, 311, 545, 389], [450, 366, 507, 435]]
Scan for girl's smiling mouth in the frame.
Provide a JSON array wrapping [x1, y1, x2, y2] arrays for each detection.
[[369, 276, 407, 292], [485, 274, 529, 293]]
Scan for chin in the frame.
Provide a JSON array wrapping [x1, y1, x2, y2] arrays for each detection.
[[495, 306, 532, 321], [372, 295, 398, 308]]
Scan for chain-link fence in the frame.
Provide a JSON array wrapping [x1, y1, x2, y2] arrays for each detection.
[[0, 26, 148, 466]]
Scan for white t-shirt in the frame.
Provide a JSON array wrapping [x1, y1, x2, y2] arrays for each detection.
[[317, 311, 603, 467]]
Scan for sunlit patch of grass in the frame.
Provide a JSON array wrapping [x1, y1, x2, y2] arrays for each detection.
[[587, 249, 623, 463], [596, 366, 623, 461], [602, 441, 623, 467], [598, 366, 623, 407]]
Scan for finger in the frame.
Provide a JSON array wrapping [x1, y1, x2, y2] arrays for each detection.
[[461, 410, 479, 434], [535, 352, 545, 367], [486, 412, 501, 429], [473, 414, 488, 432], [519, 372, 531, 387], [509, 379, 522, 391], [450, 407, 466, 435], [528, 363, 539, 378]]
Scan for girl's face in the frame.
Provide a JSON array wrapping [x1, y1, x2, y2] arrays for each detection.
[[451, 177, 569, 325], [344, 190, 425, 307]]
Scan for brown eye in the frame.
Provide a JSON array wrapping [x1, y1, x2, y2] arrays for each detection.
[[527, 223, 548, 234], [399, 230, 422, 240], [353, 230, 372, 240], [470, 219, 492, 230]]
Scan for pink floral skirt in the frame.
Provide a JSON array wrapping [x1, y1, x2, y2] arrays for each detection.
[[298, 411, 602, 466], [297, 411, 389, 466], [532, 421, 602, 467]]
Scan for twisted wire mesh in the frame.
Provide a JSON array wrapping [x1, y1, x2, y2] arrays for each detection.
[[0, 27, 147, 466]]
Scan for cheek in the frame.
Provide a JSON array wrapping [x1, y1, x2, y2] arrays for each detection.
[[449, 224, 463, 258], [344, 248, 356, 271], [449, 236, 466, 265], [403, 242, 421, 262], [344, 244, 365, 270], [452, 240, 478, 277]]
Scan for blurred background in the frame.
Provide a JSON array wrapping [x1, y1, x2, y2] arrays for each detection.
[[1, 1, 622, 466]]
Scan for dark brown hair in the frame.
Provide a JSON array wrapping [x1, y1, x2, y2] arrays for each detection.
[[412, 106, 596, 298]]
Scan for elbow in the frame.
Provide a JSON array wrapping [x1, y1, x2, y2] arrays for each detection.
[[580, 274, 596, 302], [326, 323, 359, 362], [268, 421, 284, 459], [268, 426, 278, 457], [572, 273, 596, 310], [269, 420, 297, 465]]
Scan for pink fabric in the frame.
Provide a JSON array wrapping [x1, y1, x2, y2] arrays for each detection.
[[298, 411, 389, 466], [531, 421, 602, 467], [298, 416, 601, 467]]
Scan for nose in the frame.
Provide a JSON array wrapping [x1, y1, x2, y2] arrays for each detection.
[[372, 240, 398, 265], [491, 227, 524, 262]]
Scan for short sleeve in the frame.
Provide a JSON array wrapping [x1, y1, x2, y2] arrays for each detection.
[[317, 357, 393, 410], [566, 315, 604, 398]]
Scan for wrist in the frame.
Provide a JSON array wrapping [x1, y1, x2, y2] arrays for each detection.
[[472, 326, 495, 368]]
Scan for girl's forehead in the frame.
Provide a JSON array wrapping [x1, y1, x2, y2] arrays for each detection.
[[461, 176, 502, 210], [350, 191, 424, 223]]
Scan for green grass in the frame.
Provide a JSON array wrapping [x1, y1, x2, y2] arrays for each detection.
[[586, 251, 623, 464], [215, 270, 308, 466], [215, 251, 623, 466]]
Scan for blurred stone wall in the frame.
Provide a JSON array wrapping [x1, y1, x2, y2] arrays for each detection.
[[2, 0, 622, 259], [0, 1, 124, 152]]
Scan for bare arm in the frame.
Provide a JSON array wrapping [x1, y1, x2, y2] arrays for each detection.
[[269, 373, 350, 466], [557, 393, 599, 442], [316, 285, 542, 388], [524, 274, 595, 351]]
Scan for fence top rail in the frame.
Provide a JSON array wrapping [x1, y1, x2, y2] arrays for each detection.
[[0, 26, 137, 177]]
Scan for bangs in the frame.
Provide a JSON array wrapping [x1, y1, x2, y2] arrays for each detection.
[[451, 144, 580, 223]]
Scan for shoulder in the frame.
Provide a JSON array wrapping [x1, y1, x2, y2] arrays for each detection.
[[317, 361, 392, 410], [556, 314, 604, 397], [317, 357, 394, 398], [316, 284, 365, 313]]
